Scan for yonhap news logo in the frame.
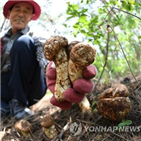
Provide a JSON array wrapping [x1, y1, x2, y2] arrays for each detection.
[[69, 122, 141, 136], [84, 125, 141, 133]]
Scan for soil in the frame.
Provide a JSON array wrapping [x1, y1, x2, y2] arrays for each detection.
[[0, 76, 141, 141]]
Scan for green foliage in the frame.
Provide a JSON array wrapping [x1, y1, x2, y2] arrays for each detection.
[[116, 120, 132, 130], [66, 0, 141, 81], [118, 120, 132, 127], [91, 100, 97, 113]]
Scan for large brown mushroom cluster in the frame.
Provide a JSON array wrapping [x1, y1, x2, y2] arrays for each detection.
[[43, 36, 96, 108], [97, 83, 132, 121]]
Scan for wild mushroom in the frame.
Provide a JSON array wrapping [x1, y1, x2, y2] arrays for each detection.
[[40, 114, 58, 139], [68, 42, 96, 85], [14, 119, 32, 138], [66, 42, 97, 112], [43, 36, 71, 102], [43, 37, 97, 111], [98, 83, 130, 99], [97, 83, 132, 121]]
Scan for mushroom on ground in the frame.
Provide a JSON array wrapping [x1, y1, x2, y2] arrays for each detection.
[[14, 119, 32, 138], [98, 83, 130, 99], [97, 83, 132, 121], [40, 114, 58, 139], [43, 36, 71, 102]]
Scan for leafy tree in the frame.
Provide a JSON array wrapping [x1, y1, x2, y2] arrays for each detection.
[[0, 0, 140, 83], [65, 0, 141, 83]]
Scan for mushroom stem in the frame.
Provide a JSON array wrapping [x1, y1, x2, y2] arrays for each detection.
[[21, 131, 31, 138], [54, 47, 71, 102], [79, 96, 91, 113], [42, 125, 58, 139], [40, 115, 58, 139], [68, 60, 83, 83]]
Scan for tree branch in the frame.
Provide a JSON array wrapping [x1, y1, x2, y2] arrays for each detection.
[[112, 7, 141, 21], [94, 31, 110, 90], [110, 26, 140, 85]]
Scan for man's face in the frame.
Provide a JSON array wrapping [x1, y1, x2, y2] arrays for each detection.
[[8, 2, 34, 34]]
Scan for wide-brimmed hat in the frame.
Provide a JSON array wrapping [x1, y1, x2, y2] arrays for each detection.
[[3, 0, 41, 20]]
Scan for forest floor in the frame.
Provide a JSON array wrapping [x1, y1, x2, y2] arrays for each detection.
[[0, 75, 141, 141]]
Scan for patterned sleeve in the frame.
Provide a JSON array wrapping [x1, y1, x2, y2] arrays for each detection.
[[32, 35, 49, 76]]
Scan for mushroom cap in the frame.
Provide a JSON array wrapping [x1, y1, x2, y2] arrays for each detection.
[[70, 43, 96, 67], [14, 119, 32, 133], [43, 36, 68, 60], [97, 97, 131, 121], [98, 83, 130, 99], [66, 41, 80, 56], [40, 115, 54, 128]]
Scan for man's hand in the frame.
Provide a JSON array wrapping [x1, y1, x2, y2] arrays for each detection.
[[46, 61, 97, 109]]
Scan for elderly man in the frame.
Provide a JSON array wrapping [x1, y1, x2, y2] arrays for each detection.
[[1, 0, 48, 119]]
